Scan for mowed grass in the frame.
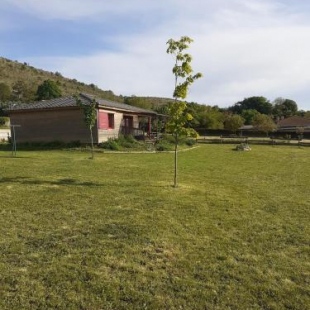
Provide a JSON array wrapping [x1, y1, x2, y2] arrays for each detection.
[[0, 145, 309, 310]]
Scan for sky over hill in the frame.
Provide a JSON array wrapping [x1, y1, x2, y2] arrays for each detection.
[[1, 0, 310, 110]]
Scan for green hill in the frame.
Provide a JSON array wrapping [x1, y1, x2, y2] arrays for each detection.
[[0, 57, 124, 103], [0, 57, 175, 110]]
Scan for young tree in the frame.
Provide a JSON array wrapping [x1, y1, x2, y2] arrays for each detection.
[[229, 96, 273, 115], [36, 79, 62, 100], [166, 36, 202, 187], [76, 97, 97, 159]]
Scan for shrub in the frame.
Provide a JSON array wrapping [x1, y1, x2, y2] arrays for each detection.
[[123, 134, 136, 143], [99, 139, 120, 151], [156, 141, 173, 151], [159, 134, 196, 147], [161, 134, 175, 144], [121, 141, 136, 148], [118, 135, 140, 148], [185, 138, 196, 146]]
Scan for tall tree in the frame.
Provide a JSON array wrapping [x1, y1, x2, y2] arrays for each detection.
[[166, 36, 202, 187], [252, 113, 276, 136], [273, 97, 298, 118], [36, 79, 62, 100], [229, 96, 273, 115], [241, 109, 259, 125], [76, 97, 97, 159], [224, 114, 244, 133], [187, 103, 224, 129]]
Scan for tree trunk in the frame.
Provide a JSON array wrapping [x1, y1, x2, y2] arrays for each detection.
[[174, 134, 178, 187], [90, 127, 94, 159]]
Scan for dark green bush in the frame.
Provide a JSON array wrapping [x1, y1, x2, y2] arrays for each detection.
[[123, 134, 136, 143], [185, 138, 196, 146], [99, 139, 120, 151], [156, 141, 173, 151], [121, 141, 136, 148], [118, 134, 138, 147], [161, 134, 175, 144]]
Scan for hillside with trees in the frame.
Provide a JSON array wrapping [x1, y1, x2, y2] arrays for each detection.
[[1, 56, 309, 132], [0, 57, 178, 116], [0, 57, 123, 104]]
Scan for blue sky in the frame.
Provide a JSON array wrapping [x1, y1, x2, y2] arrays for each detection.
[[1, 0, 310, 110]]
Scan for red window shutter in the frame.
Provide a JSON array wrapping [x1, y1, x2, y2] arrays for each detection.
[[98, 112, 108, 129]]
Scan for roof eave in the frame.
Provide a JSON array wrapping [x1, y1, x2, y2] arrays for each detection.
[[6, 106, 79, 114], [97, 105, 157, 116]]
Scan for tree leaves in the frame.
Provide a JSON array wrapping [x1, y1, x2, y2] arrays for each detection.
[[76, 97, 97, 129], [166, 36, 202, 136], [36, 80, 62, 101]]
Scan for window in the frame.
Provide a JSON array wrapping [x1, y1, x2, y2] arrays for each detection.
[[108, 113, 114, 129]]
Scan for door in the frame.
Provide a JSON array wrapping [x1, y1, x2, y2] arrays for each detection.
[[123, 115, 133, 135]]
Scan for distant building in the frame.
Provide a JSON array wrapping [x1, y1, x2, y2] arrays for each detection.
[[277, 116, 310, 132]]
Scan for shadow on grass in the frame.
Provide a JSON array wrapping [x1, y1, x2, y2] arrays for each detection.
[[0, 176, 164, 190], [0, 176, 183, 189], [0, 155, 31, 159], [0, 176, 102, 187]]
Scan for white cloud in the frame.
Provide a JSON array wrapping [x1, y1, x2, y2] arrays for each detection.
[[3, 0, 310, 110], [26, 21, 310, 109], [3, 0, 163, 20], [198, 24, 310, 105]]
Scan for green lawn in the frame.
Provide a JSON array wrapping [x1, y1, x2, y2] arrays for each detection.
[[0, 145, 309, 309]]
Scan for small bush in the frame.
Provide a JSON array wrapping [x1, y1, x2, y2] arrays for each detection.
[[161, 134, 175, 144], [185, 138, 196, 146], [99, 139, 120, 151], [158, 134, 196, 147], [123, 134, 136, 143], [121, 141, 136, 148], [156, 141, 172, 152], [119, 135, 141, 148]]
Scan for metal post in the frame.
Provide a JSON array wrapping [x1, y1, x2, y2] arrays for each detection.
[[10, 125, 21, 157], [148, 117, 151, 137]]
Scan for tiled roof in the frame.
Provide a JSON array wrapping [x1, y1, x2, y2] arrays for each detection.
[[6, 96, 86, 111], [6, 93, 157, 115], [277, 116, 310, 128], [80, 93, 157, 115]]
